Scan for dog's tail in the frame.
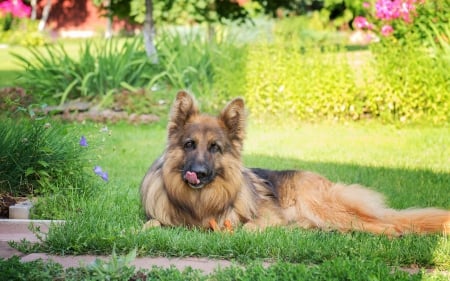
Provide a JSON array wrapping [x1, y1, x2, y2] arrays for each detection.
[[384, 208, 450, 235], [327, 183, 450, 236]]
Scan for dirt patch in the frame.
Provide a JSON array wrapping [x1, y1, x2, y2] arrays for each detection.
[[0, 88, 162, 124]]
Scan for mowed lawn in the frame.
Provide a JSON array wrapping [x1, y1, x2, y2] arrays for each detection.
[[27, 119, 449, 280], [2, 43, 449, 279]]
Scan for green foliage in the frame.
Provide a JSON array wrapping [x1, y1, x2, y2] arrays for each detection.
[[217, 259, 421, 281], [152, 29, 247, 112], [414, 1, 450, 55], [0, 256, 437, 280], [0, 18, 47, 46], [9, 16, 450, 124], [66, 248, 137, 280], [245, 43, 361, 121], [0, 117, 94, 198], [241, 15, 450, 124], [0, 256, 64, 281], [368, 41, 450, 124], [155, 30, 215, 96], [274, 15, 349, 44], [323, 0, 367, 28], [12, 38, 156, 105], [365, 1, 450, 124]]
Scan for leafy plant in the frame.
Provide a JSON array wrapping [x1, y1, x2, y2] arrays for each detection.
[[12, 38, 156, 105], [245, 42, 362, 121], [148, 28, 247, 112], [0, 256, 64, 281], [0, 117, 95, 197], [66, 248, 137, 280]]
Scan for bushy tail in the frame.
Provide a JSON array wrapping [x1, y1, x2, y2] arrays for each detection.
[[385, 208, 450, 235], [328, 183, 450, 236]]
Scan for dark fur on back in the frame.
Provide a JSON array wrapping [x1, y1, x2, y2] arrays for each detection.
[[140, 91, 450, 235]]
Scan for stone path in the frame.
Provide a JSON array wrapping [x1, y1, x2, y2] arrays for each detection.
[[0, 219, 233, 274]]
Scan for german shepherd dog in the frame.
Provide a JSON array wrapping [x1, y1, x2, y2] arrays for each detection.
[[140, 91, 450, 235]]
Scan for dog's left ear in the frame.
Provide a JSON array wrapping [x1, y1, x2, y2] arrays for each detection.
[[168, 91, 199, 137], [219, 98, 246, 144]]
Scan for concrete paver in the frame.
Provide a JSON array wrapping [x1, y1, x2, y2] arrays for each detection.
[[0, 219, 233, 274]]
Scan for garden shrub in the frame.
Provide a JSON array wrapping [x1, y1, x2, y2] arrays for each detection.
[[154, 29, 248, 112], [368, 41, 450, 123], [244, 42, 362, 121], [365, 0, 450, 123], [0, 117, 95, 197], [155, 30, 216, 100], [13, 38, 157, 105], [241, 2, 450, 124]]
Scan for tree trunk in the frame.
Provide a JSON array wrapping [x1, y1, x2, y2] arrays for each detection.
[[30, 0, 37, 20], [103, 0, 113, 38], [143, 0, 158, 63], [38, 0, 52, 32]]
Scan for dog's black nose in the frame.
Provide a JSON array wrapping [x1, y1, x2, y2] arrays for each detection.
[[191, 164, 209, 180]]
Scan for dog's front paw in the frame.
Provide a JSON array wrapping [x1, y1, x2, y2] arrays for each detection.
[[143, 219, 162, 230]]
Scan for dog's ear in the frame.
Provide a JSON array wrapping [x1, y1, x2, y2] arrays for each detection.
[[168, 91, 199, 136], [219, 97, 246, 144]]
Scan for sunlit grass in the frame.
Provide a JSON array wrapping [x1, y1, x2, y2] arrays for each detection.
[[16, 120, 446, 277]]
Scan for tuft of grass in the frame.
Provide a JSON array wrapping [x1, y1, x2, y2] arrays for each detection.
[[0, 118, 93, 197]]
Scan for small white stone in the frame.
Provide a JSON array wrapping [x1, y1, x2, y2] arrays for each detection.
[[9, 201, 33, 219]]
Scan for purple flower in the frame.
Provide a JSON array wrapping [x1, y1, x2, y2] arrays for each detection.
[[93, 166, 109, 182], [79, 136, 88, 147]]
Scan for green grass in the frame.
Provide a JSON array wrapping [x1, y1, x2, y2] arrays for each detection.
[[5, 254, 448, 280], [4, 256, 449, 281], [9, 120, 446, 280]]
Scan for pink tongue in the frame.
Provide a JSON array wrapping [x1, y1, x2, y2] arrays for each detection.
[[185, 171, 200, 185]]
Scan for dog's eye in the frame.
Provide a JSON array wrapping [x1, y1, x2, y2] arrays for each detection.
[[184, 140, 196, 151], [209, 142, 221, 153]]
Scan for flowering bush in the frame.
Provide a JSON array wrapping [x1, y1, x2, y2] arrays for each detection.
[[361, 0, 450, 124], [0, 0, 30, 31], [353, 0, 426, 38]]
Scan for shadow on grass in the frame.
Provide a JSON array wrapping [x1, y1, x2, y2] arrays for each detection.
[[27, 154, 449, 270], [244, 154, 450, 209]]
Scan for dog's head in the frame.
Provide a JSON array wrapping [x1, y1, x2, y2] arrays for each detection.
[[165, 91, 245, 189]]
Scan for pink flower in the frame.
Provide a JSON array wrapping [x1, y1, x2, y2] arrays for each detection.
[[375, 0, 421, 22], [353, 16, 373, 30], [0, 0, 31, 18], [363, 2, 371, 9], [381, 25, 394, 36]]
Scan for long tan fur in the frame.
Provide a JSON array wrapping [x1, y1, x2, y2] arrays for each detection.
[[140, 91, 450, 236]]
